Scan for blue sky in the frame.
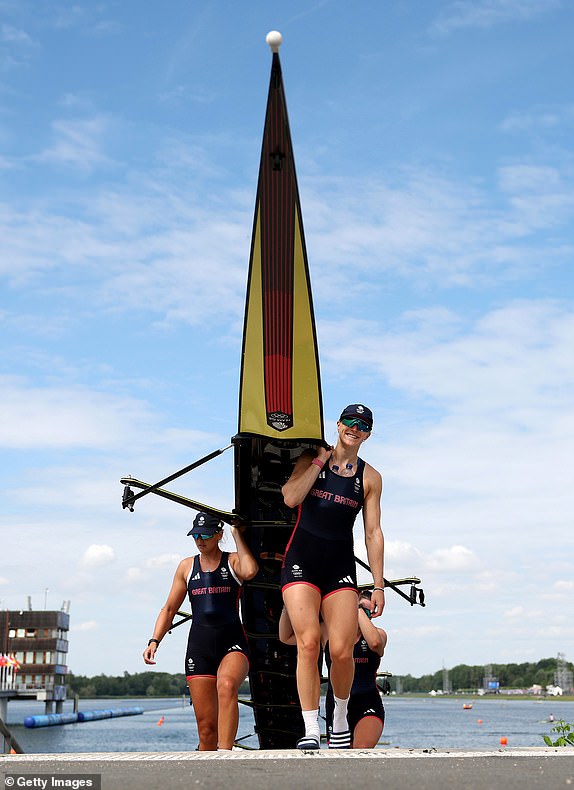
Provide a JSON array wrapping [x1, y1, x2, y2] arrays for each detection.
[[1, 0, 573, 682]]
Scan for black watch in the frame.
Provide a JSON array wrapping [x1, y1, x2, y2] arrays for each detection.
[[148, 638, 160, 646]]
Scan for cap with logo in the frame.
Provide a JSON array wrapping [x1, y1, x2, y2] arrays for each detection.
[[186, 512, 224, 537], [339, 404, 373, 429]]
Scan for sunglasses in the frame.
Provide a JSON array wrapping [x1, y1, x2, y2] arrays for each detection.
[[341, 417, 371, 432], [191, 532, 219, 540]]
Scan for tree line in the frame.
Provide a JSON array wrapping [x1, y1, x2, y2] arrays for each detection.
[[67, 657, 572, 697], [67, 671, 250, 698], [398, 657, 573, 693]]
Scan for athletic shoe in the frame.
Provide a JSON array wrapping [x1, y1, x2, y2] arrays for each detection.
[[296, 735, 320, 750], [328, 729, 351, 749]]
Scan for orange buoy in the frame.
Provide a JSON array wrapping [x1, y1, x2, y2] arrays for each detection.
[[477, 719, 483, 724], [157, 716, 165, 726], [500, 736, 507, 745]]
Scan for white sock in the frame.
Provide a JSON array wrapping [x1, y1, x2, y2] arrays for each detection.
[[333, 695, 349, 732], [302, 708, 320, 740]]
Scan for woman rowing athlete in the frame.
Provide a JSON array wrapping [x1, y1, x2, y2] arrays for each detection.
[[281, 404, 385, 749], [143, 512, 258, 750]]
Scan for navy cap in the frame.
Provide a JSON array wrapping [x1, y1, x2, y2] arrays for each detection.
[[339, 404, 373, 428], [187, 512, 223, 537]]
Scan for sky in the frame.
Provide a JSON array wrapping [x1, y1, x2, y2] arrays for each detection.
[[1, 0, 573, 683]]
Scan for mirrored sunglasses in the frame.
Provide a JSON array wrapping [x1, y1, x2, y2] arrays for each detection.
[[191, 532, 218, 540], [341, 417, 371, 432]]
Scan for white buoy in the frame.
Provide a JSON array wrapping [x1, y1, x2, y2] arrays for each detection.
[[266, 30, 283, 53]]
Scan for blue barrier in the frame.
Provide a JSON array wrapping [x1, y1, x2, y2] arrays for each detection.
[[24, 713, 78, 728], [77, 707, 143, 722], [24, 707, 144, 728]]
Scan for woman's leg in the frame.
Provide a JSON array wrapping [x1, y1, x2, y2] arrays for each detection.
[[352, 715, 383, 749], [187, 677, 218, 750], [321, 589, 358, 746], [216, 651, 249, 749], [282, 584, 322, 711], [321, 589, 358, 701]]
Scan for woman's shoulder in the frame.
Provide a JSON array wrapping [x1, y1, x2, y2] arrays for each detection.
[[177, 555, 196, 575], [361, 460, 383, 491]]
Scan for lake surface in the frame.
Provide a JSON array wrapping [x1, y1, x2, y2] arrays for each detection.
[[5, 696, 573, 753]]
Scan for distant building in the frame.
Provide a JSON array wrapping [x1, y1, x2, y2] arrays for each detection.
[[555, 653, 573, 693], [442, 666, 452, 695], [0, 609, 70, 717], [482, 664, 500, 693]]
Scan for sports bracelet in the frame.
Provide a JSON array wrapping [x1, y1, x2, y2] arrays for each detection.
[[311, 458, 324, 469], [373, 586, 385, 592], [148, 638, 160, 646]]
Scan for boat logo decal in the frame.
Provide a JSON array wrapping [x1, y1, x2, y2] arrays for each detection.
[[267, 411, 292, 432]]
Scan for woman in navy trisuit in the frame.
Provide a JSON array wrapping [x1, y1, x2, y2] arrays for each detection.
[[143, 512, 258, 751], [325, 590, 387, 748], [281, 404, 385, 749], [279, 590, 387, 748]]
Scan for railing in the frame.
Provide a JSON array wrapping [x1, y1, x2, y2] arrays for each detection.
[[0, 717, 24, 754], [0, 659, 18, 692]]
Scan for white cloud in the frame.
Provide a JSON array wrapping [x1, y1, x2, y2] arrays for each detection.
[[500, 104, 574, 133], [125, 567, 145, 583], [145, 554, 182, 569], [34, 115, 113, 172], [431, 0, 561, 35], [426, 546, 480, 572], [80, 544, 115, 569], [71, 620, 98, 632], [0, 22, 37, 70], [0, 376, 155, 450]]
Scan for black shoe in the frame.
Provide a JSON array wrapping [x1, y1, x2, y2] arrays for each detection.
[[296, 735, 320, 750]]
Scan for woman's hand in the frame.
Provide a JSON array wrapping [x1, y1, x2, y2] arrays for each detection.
[[371, 588, 385, 618], [316, 444, 334, 464], [143, 642, 158, 665]]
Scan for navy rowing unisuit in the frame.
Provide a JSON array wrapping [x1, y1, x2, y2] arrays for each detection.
[[185, 552, 249, 678], [325, 638, 385, 737], [281, 459, 366, 598]]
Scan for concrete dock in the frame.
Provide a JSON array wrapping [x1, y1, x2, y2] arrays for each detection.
[[2, 748, 574, 790]]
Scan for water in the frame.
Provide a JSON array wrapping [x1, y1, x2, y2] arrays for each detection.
[[5, 696, 573, 753]]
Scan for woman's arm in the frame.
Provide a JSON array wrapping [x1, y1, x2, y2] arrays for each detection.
[[363, 464, 385, 617], [358, 606, 387, 657], [281, 446, 333, 509], [143, 558, 192, 664], [229, 525, 259, 581]]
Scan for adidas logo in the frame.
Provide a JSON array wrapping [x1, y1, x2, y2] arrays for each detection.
[[228, 644, 243, 652], [338, 575, 354, 585], [365, 708, 375, 714], [191, 572, 201, 581]]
